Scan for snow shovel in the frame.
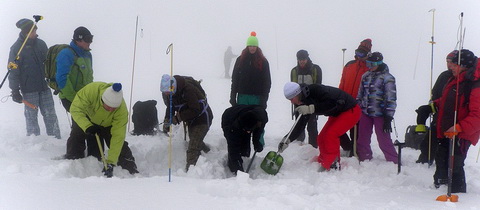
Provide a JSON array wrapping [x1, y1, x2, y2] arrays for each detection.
[[95, 134, 108, 171], [261, 114, 302, 175], [245, 151, 257, 173]]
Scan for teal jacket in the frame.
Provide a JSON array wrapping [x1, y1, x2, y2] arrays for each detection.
[[56, 41, 93, 102]]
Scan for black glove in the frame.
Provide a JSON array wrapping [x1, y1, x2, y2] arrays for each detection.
[[416, 105, 433, 124], [253, 140, 263, 153], [172, 114, 181, 125], [11, 90, 22, 104], [102, 164, 114, 178], [86, 125, 102, 136], [383, 116, 393, 133]]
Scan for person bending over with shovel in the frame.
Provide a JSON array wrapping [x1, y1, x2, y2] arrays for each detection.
[[70, 82, 138, 177], [281, 82, 361, 172], [222, 105, 268, 174]]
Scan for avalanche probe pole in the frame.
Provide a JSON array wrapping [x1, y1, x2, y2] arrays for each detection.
[[166, 43, 174, 182], [127, 16, 139, 133], [427, 8, 436, 167], [1, 15, 43, 90]]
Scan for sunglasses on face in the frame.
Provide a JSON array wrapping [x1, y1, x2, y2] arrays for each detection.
[[81, 35, 94, 43]]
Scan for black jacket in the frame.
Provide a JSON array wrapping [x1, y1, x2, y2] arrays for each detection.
[[222, 105, 268, 146], [289, 84, 357, 141]]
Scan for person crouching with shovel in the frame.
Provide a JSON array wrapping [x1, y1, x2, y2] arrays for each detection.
[[222, 105, 268, 174], [281, 82, 361, 172]]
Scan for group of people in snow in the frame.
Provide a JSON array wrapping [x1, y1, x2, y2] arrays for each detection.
[[8, 18, 138, 177], [7, 17, 480, 193]]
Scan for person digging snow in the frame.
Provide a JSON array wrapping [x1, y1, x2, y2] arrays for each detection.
[[160, 74, 213, 171], [69, 82, 138, 177], [222, 105, 268, 174], [281, 82, 361, 172]]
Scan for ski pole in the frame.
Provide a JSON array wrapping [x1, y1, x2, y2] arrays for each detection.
[[393, 119, 405, 174], [166, 43, 174, 182], [1, 15, 43, 90], [246, 151, 257, 173], [127, 15, 139, 133], [394, 140, 405, 174], [342, 48, 347, 67]]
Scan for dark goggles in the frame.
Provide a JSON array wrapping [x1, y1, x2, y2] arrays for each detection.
[[355, 50, 369, 58], [82, 34, 94, 43], [366, 60, 383, 68]]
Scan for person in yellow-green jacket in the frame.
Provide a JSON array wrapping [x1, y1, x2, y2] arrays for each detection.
[[70, 82, 138, 177]]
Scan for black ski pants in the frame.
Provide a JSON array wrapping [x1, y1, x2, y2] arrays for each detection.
[[434, 138, 471, 193], [224, 129, 251, 172]]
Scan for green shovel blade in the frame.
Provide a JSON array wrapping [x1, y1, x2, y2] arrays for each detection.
[[260, 151, 284, 175]]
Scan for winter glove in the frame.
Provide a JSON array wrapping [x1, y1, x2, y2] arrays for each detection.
[[383, 116, 393, 133], [102, 164, 114, 178], [85, 125, 102, 136], [415, 124, 427, 133], [172, 114, 181, 125], [295, 104, 315, 115], [253, 140, 264, 153], [162, 121, 170, 134], [229, 92, 237, 106], [7, 61, 18, 70], [11, 90, 22, 104], [416, 104, 433, 118], [444, 124, 462, 139]]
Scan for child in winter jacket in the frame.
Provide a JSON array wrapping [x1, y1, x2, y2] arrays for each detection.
[[356, 52, 398, 163]]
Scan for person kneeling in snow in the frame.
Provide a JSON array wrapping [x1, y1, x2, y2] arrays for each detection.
[[222, 105, 268, 174], [70, 82, 138, 177], [281, 82, 361, 172]]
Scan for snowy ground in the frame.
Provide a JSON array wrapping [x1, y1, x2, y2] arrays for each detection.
[[1, 77, 479, 210], [2, 0, 480, 209]]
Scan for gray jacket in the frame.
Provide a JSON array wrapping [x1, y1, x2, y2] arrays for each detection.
[[8, 32, 49, 94]]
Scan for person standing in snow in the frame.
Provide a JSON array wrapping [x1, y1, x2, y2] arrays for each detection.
[[356, 52, 398, 164], [57, 26, 99, 160], [338, 38, 372, 157], [281, 82, 361, 172], [230, 31, 271, 109], [224, 46, 237, 79], [160, 74, 213, 171], [8, 18, 61, 138], [290, 50, 322, 148], [222, 105, 267, 174], [69, 82, 138, 177], [414, 51, 456, 164], [431, 49, 480, 193]]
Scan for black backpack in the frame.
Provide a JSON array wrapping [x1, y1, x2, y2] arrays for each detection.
[[132, 100, 159, 135], [184, 76, 206, 99], [404, 125, 426, 150]]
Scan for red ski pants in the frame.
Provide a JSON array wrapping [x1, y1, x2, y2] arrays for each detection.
[[317, 105, 361, 168]]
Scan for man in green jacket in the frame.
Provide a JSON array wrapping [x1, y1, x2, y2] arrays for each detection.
[[70, 82, 138, 177]]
